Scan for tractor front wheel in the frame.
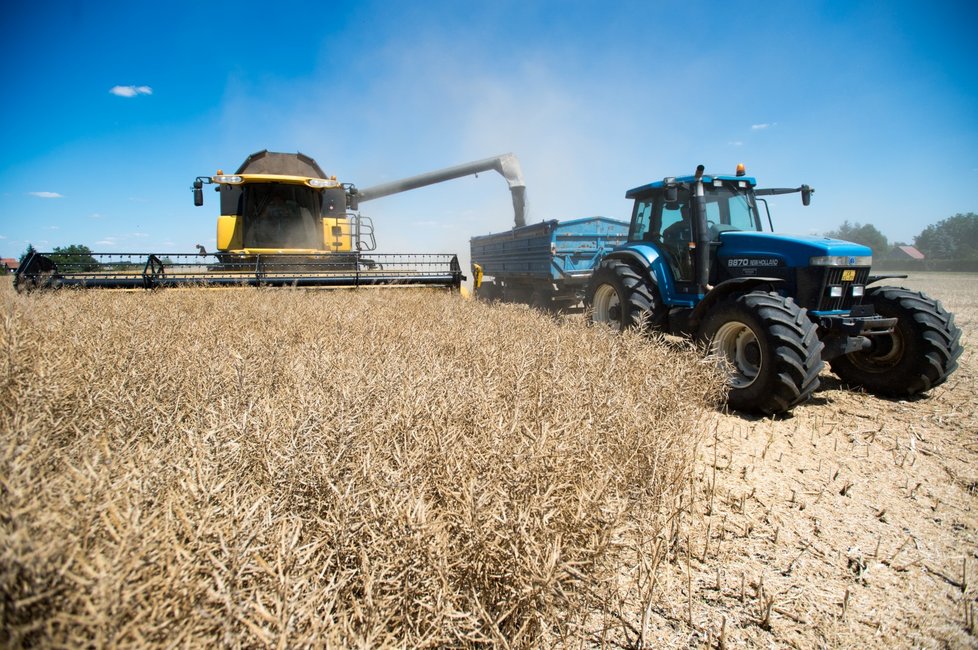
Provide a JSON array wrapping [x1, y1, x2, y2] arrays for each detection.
[[830, 286, 962, 397], [699, 291, 824, 415], [585, 259, 661, 331]]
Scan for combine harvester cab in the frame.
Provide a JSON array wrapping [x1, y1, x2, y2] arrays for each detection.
[[16, 151, 527, 293]]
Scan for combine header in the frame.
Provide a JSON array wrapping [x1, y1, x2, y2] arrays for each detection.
[[16, 151, 526, 292]]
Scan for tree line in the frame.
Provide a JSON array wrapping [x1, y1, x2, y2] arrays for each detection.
[[825, 212, 978, 260]]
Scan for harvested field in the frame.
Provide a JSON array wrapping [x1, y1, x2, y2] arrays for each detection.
[[661, 273, 978, 650], [0, 272, 975, 648]]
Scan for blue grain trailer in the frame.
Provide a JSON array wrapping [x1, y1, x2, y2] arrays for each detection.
[[470, 216, 629, 310]]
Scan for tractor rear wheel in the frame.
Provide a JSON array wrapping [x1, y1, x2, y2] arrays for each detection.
[[699, 291, 824, 415], [586, 259, 661, 331], [830, 286, 962, 397]]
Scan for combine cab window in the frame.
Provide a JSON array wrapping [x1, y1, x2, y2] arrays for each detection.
[[243, 183, 323, 249], [322, 188, 347, 217], [220, 185, 243, 216]]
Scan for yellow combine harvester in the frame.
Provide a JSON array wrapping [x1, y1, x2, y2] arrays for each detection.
[[16, 150, 526, 291]]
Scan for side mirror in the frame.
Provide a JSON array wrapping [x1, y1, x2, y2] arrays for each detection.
[[193, 179, 204, 207], [801, 184, 812, 207]]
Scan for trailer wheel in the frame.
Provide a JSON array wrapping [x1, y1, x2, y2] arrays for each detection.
[[699, 291, 824, 415], [830, 286, 962, 397], [586, 259, 661, 331]]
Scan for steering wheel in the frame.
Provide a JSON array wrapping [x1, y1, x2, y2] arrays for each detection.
[[706, 220, 720, 240]]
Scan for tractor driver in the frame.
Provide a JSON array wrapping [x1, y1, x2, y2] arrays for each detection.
[[662, 202, 692, 243]]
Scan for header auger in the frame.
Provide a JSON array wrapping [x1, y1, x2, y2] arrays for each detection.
[[16, 151, 526, 293]]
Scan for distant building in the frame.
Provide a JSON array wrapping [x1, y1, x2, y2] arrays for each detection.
[[888, 245, 926, 261], [0, 258, 18, 273]]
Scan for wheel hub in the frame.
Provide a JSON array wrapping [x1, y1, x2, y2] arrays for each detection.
[[712, 321, 761, 389], [592, 284, 621, 325]]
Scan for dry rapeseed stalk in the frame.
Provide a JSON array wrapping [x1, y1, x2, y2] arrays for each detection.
[[0, 283, 723, 648]]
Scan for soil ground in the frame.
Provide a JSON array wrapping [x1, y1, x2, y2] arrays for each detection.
[[645, 273, 977, 648]]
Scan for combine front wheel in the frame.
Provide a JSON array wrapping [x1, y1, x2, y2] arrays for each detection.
[[830, 286, 962, 397], [699, 292, 824, 415]]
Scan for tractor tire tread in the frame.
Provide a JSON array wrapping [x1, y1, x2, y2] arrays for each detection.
[[586, 259, 662, 331], [701, 291, 824, 415], [831, 286, 962, 396]]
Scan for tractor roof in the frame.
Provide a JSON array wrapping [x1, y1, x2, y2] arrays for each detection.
[[625, 173, 757, 199], [235, 150, 327, 178]]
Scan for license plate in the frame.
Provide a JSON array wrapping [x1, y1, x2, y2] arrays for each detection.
[[841, 269, 856, 281]]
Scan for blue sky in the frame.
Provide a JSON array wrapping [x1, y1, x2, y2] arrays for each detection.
[[1, 0, 976, 264]]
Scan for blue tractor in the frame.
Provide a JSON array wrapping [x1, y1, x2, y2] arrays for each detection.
[[586, 164, 962, 415]]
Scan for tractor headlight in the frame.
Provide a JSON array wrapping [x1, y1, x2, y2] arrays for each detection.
[[828, 286, 843, 298], [213, 175, 244, 184], [852, 285, 865, 297]]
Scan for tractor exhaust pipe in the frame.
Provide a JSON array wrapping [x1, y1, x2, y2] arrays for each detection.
[[692, 164, 711, 293], [356, 153, 528, 228]]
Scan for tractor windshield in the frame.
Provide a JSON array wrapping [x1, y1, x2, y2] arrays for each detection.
[[242, 182, 323, 249], [702, 182, 762, 236]]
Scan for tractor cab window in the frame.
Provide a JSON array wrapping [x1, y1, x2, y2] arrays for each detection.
[[628, 186, 693, 244], [243, 182, 323, 249], [701, 183, 762, 239], [628, 187, 694, 282], [629, 199, 654, 241]]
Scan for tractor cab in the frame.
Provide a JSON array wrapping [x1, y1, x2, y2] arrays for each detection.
[[625, 169, 763, 294]]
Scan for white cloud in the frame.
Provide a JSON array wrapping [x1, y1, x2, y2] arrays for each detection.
[[29, 191, 63, 198], [728, 141, 744, 147], [95, 238, 117, 246], [751, 123, 770, 130], [109, 85, 153, 98], [43, 225, 60, 231]]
